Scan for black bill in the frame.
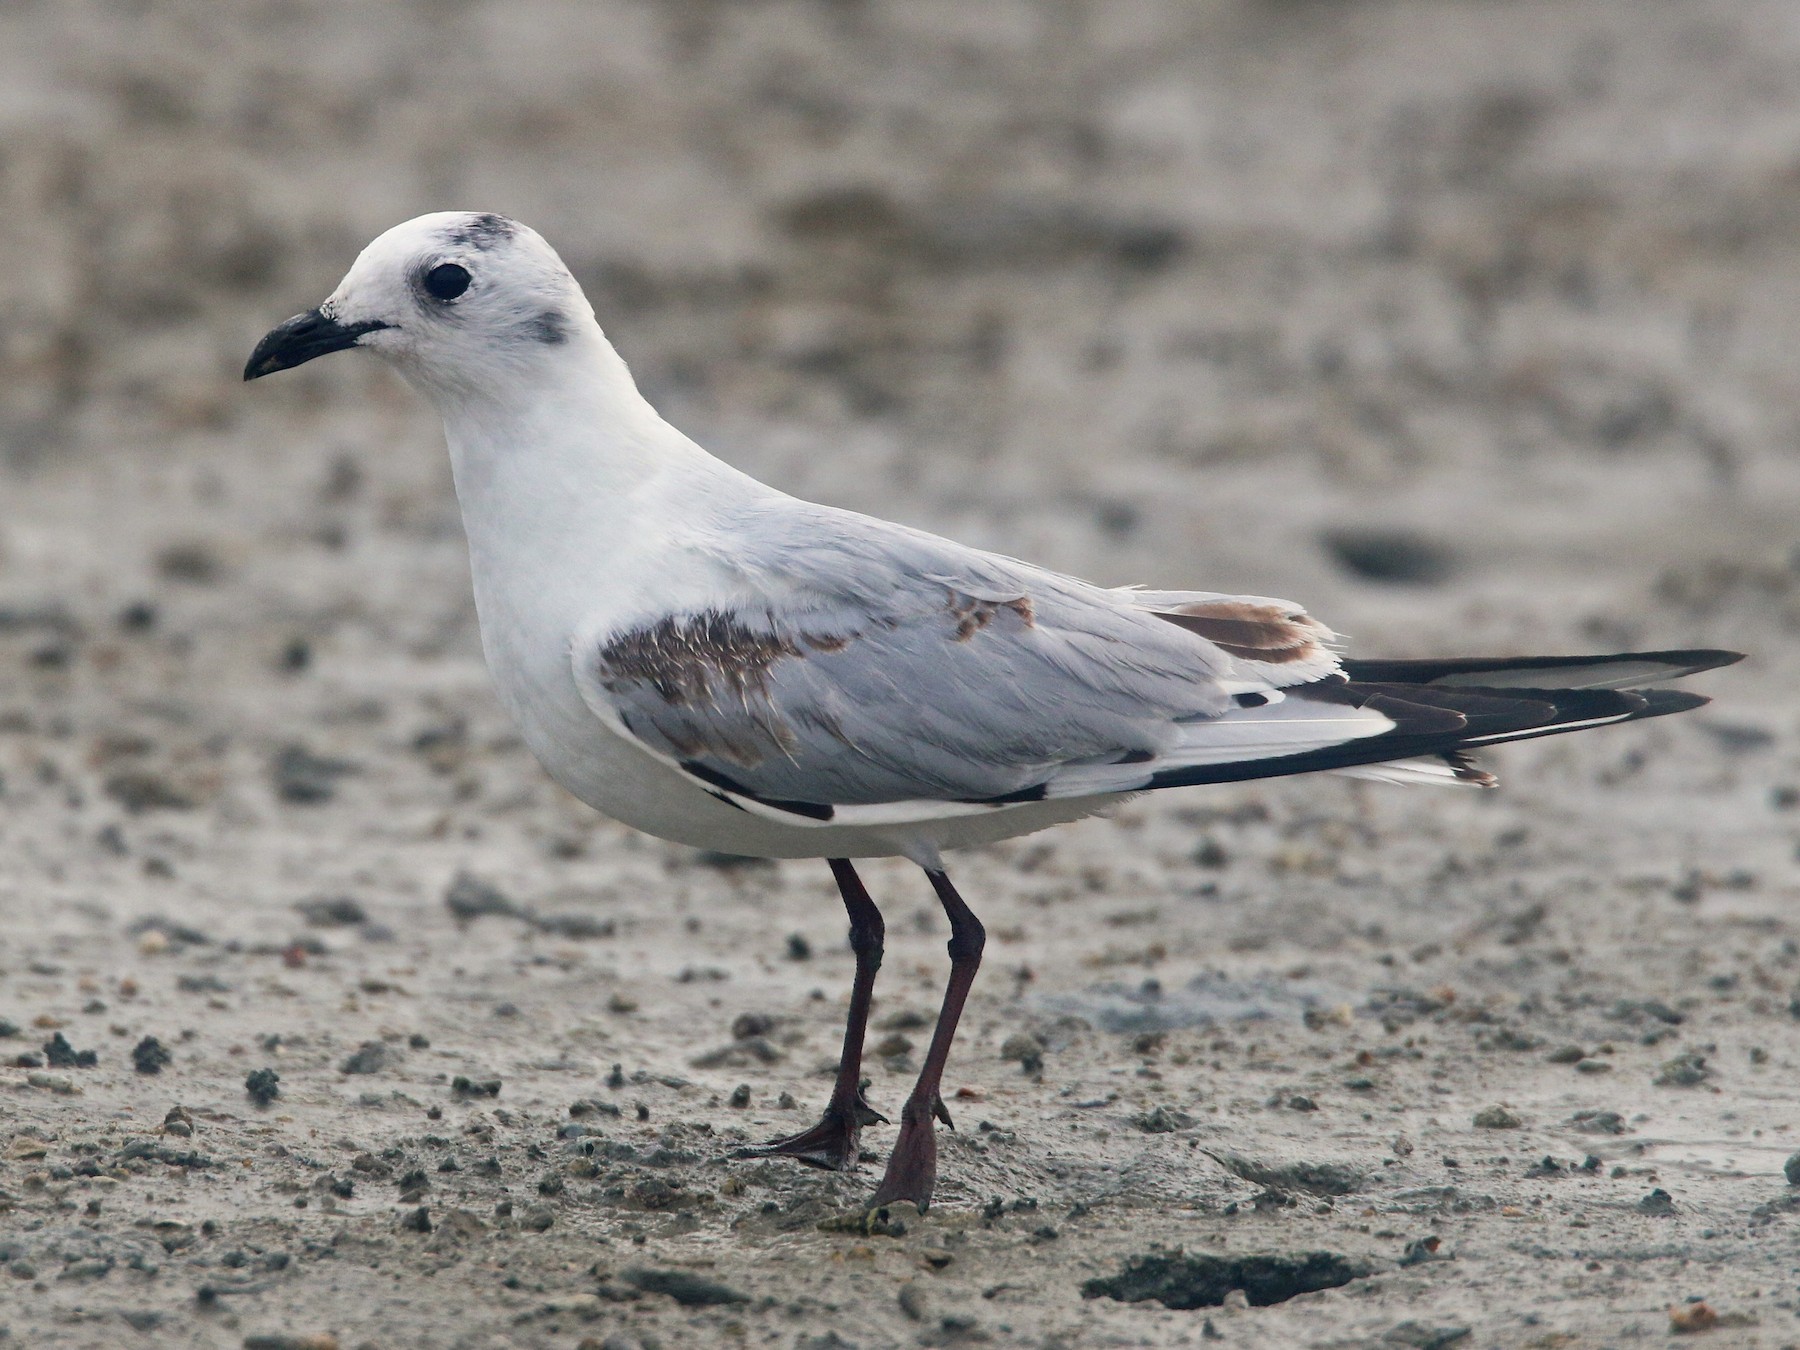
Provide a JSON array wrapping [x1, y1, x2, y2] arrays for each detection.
[[243, 309, 391, 380]]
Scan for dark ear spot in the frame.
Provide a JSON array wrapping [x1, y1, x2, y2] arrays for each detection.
[[443, 213, 516, 250], [526, 310, 567, 345]]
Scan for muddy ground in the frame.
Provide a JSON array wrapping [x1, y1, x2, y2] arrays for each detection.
[[2, 2, 1799, 1346]]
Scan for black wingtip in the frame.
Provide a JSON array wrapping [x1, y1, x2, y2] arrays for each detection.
[[1341, 647, 1746, 691]]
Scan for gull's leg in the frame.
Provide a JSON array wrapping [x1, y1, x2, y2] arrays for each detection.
[[736, 858, 886, 1170], [867, 868, 985, 1214]]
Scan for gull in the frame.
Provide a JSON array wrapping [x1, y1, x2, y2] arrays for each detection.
[[246, 212, 1741, 1214]]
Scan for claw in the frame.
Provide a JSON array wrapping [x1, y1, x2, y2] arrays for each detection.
[[931, 1095, 954, 1130], [732, 1095, 882, 1172]]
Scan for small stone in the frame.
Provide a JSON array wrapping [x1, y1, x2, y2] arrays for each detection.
[[620, 1266, 748, 1306], [271, 745, 359, 804], [728, 1084, 751, 1108], [43, 1032, 97, 1068], [295, 896, 366, 927], [451, 1076, 502, 1097], [399, 1206, 432, 1233], [897, 1281, 929, 1321], [104, 772, 196, 814], [786, 933, 812, 960], [1473, 1106, 1522, 1129], [1134, 1105, 1195, 1133], [1569, 1109, 1626, 1134], [245, 1068, 281, 1106], [1784, 1152, 1800, 1186], [1545, 1045, 1585, 1064], [1638, 1188, 1677, 1216], [339, 1041, 391, 1075], [1192, 839, 1229, 868], [1654, 1052, 1711, 1087], [520, 1203, 555, 1232], [731, 1012, 774, 1040], [132, 1037, 173, 1075], [444, 870, 517, 921]]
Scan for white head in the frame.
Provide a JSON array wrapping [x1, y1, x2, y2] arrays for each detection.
[[245, 212, 600, 400]]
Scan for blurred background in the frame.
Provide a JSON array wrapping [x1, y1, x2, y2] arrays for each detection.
[[3, 0, 1796, 662]]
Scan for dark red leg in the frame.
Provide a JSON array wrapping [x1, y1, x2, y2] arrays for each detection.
[[736, 858, 886, 1170], [868, 868, 985, 1214]]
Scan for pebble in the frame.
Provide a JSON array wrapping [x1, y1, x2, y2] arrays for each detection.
[[1473, 1106, 1522, 1129], [271, 745, 359, 804], [444, 870, 518, 921], [132, 1036, 173, 1074], [1654, 1052, 1711, 1088], [339, 1041, 392, 1075], [43, 1032, 97, 1068], [1786, 1153, 1800, 1187], [620, 1267, 747, 1306], [1638, 1188, 1677, 1216], [897, 1281, 929, 1321], [244, 1068, 280, 1106], [1134, 1105, 1195, 1133], [295, 897, 367, 927]]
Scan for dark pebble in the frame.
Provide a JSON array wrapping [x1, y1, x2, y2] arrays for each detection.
[[1321, 528, 1457, 585], [400, 1206, 432, 1233], [451, 1076, 502, 1097], [245, 1068, 281, 1106], [729, 1084, 751, 1108], [1638, 1188, 1677, 1216], [295, 896, 366, 927], [621, 1266, 749, 1306], [117, 601, 158, 632], [104, 772, 196, 814], [785, 933, 812, 961], [43, 1032, 98, 1068], [444, 870, 518, 921], [1784, 1153, 1800, 1187], [271, 745, 359, 805], [732, 1012, 775, 1040], [131, 1036, 173, 1074], [340, 1041, 392, 1075]]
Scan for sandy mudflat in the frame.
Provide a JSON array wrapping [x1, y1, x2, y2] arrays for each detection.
[[2, 2, 1798, 1346]]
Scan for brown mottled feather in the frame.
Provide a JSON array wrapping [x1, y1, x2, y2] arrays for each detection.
[[1153, 600, 1329, 665]]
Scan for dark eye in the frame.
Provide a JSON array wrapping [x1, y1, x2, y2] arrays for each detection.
[[423, 262, 471, 300]]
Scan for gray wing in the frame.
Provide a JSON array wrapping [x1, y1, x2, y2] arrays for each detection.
[[580, 499, 1368, 818]]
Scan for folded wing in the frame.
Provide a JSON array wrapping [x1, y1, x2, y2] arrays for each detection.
[[574, 500, 1739, 827]]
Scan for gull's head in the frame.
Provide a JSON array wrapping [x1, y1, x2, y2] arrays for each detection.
[[244, 212, 593, 396]]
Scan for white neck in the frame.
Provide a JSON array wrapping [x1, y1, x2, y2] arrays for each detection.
[[409, 319, 764, 649]]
